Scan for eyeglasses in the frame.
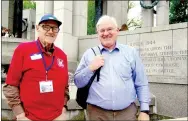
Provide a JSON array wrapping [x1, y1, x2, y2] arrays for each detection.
[[40, 24, 59, 33], [98, 27, 116, 34]]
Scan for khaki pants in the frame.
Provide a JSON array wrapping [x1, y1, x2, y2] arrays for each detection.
[[86, 103, 138, 120]]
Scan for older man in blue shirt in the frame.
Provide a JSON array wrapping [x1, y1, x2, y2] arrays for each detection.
[[74, 15, 150, 120]]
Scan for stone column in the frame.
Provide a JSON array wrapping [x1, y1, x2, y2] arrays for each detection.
[[22, 9, 36, 40], [2, 1, 14, 33], [54, 1, 79, 100], [121, 1, 128, 27], [72, 1, 88, 36], [44, 1, 54, 14], [106, 1, 128, 28], [141, 0, 153, 27], [156, 1, 169, 26], [35, 1, 54, 39]]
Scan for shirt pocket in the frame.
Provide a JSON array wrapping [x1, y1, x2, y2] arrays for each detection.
[[115, 62, 132, 81]]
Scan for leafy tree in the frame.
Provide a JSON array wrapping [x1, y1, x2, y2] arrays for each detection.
[[23, 0, 36, 10], [87, 1, 96, 35], [169, 0, 188, 24]]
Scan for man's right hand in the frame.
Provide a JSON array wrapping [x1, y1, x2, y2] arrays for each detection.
[[89, 55, 105, 71], [16, 113, 30, 121]]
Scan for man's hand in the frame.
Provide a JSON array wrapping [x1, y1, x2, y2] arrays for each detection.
[[138, 112, 150, 121], [16, 113, 30, 121], [63, 107, 67, 113], [89, 55, 104, 71]]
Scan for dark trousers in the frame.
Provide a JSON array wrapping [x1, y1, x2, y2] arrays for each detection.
[[86, 103, 138, 121]]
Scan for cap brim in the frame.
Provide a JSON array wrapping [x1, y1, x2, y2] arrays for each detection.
[[39, 20, 62, 27]]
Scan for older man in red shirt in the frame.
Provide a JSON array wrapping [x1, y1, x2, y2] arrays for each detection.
[[3, 14, 69, 121]]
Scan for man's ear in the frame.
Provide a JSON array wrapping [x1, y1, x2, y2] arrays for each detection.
[[36, 25, 39, 32], [116, 28, 119, 32]]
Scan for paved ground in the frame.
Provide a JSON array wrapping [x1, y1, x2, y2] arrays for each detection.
[[160, 117, 188, 121]]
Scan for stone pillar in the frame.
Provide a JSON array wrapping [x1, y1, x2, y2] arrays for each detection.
[[106, 1, 128, 28], [35, 1, 45, 39], [141, 1, 153, 27], [22, 9, 36, 40], [35, 1, 53, 39], [44, 1, 54, 14], [156, 1, 169, 26], [2, 1, 14, 33], [54, 1, 73, 49], [72, 1, 88, 36], [121, 1, 128, 27], [54, 1, 79, 99]]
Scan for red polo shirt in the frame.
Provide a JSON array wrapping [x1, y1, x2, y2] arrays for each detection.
[[6, 39, 68, 120]]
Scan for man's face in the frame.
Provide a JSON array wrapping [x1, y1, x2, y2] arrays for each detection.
[[97, 20, 119, 50], [36, 20, 59, 44]]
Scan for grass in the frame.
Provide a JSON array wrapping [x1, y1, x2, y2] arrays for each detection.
[[70, 111, 85, 120], [150, 114, 174, 121]]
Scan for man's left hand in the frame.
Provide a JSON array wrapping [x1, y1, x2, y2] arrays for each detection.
[[138, 112, 150, 121]]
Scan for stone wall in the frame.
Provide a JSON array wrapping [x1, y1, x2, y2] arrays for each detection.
[[78, 22, 188, 118]]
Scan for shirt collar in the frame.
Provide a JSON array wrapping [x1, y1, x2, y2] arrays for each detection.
[[37, 38, 55, 55], [98, 42, 120, 52]]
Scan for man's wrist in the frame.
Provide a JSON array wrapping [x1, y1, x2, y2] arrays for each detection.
[[16, 112, 25, 118]]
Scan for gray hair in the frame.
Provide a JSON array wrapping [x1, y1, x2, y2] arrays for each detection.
[[96, 15, 118, 30]]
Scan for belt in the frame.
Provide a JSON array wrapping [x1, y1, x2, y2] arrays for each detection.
[[87, 103, 126, 112]]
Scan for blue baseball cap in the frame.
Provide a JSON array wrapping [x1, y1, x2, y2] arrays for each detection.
[[38, 14, 62, 27]]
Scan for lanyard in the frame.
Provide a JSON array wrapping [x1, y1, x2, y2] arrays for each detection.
[[36, 41, 55, 81]]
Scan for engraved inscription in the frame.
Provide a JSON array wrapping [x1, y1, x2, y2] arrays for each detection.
[[148, 76, 187, 84], [164, 56, 187, 76], [142, 57, 163, 75], [140, 40, 173, 57], [142, 56, 187, 77]]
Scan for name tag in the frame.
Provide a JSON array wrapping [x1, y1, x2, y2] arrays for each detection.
[[30, 54, 42, 60], [39, 80, 53, 93]]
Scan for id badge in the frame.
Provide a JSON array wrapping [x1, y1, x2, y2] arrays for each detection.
[[39, 80, 53, 93]]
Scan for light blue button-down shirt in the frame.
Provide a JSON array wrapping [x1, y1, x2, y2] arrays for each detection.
[[74, 43, 150, 111]]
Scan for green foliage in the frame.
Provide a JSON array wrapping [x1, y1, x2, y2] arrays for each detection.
[[70, 111, 85, 120], [150, 114, 174, 121], [87, 1, 96, 35], [127, 17, 142, 30], [169, 0, 188, 24], [23, 0, 36, 10]]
